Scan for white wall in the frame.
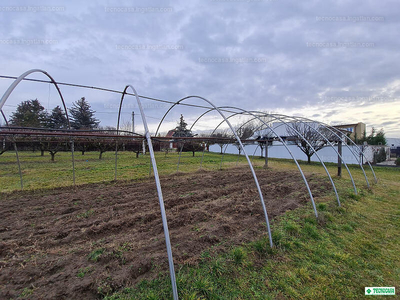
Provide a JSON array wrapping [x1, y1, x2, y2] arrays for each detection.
[[209, 143, 379, 164]]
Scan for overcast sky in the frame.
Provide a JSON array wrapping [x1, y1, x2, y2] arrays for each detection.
[[0, 0, 399, 137]]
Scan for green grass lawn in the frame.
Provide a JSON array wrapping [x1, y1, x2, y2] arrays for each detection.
[[1, 150, 399, 299], [0, 150, 253, 192]]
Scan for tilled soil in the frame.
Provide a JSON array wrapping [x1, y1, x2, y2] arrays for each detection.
[[0, 167, 331, 299]]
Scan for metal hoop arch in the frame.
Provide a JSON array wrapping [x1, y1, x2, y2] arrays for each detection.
[[294, 116, 376, 186], [119, 85, 178, 300], [153, 96, 274, 248], [0, 69, 75, 188], [231, 113, 371, 188], [209, 106, 320, 216], [193, 109, 357, 196], [114, 90, 145, 181], [268, 114, 357, 195]]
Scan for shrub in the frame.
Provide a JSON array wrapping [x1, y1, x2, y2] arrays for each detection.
[[374, 147, 387, 163], [396, 157, 400, 166]]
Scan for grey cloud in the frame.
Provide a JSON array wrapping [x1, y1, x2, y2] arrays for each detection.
[[0, 0, 399, 136], [381, 121, 398, 126]]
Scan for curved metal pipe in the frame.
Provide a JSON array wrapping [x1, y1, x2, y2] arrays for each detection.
[[273, 114, 357, 194], [324, 123, 377, 184], [250, 144, 260, 164], [114, 93, 146, 180], [0, 69, 70, 126], [115, 90, 126, 180], [0, 110, 23, 189], [195, 108, 237, 170], [212, 106, 319, 217], [0, 69, 75, 187], [191, 107, 319, 216], [119, 85, 178, 300], [254, 115, 341, 206], [219, 144, 229, 169], [155, 96, 274, 248], [294, 116, 374, 186], [189, 108, 215, 132], [232, 112, 370, 189], [211, 106, 357, 199]]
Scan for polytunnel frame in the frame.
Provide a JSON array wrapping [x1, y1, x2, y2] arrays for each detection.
[[232, 112, 358, 195], [293, 116, 377, 186], [210, 108, 341, 207], [192, 106, 321, 216], [153, 96, 274, 248], [237, 113, 376, 188], [188, 107, 374, 188], [232, 112, 340, 206], [196, 107, 347, 210], [283, 116, 375, 187], [0, 69, 76, 189], [0, 71, 379, 300], [269, 114, 359, 190], [233, 113, 373, 188]]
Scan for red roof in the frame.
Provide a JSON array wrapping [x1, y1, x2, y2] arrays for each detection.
[[166, 129, 176, 137]]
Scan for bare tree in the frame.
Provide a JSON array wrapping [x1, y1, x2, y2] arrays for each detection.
[[210, 129, 233, 154], [235, 121, 256, 141], [76, 138, 91, 155], [286, 122, 336, 163], [255, 130, 274, 158], [125, 140, 143, 158], [95, 139, 115, 159], [120, 120, 133, 134], [0, 137, 11, 156], [42, 138, 66, 161], [182, 140, 203, 157], [233, 121, 256, 155]]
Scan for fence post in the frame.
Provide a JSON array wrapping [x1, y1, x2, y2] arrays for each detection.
[[338, 140, 342, 177]]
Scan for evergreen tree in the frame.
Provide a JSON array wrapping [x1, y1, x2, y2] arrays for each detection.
[[173, 114, 193, 137], [69, 97, 99, 130], [361, 127, 387, 145], [47, 106, 69, 129], [9, 99, 48, 128]]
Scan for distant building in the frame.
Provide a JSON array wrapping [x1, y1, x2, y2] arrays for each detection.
[[333, 122, 366, 141], [387, 138, 400, 149], [166, 129, 177, 149], [387, 138, 400, 158]]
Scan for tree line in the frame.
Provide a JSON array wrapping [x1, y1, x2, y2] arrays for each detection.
[[7, 97, 99, 130], [2, 100, 388, 164]]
